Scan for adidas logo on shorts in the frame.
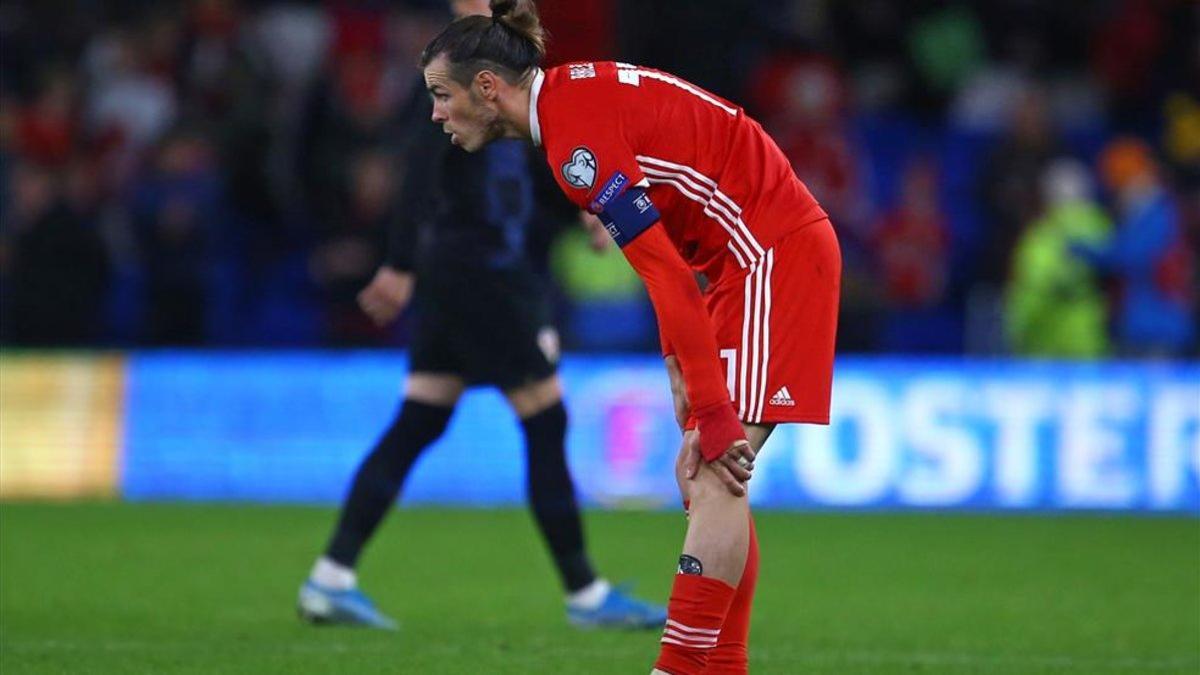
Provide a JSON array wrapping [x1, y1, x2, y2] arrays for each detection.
[[769, 386, 796, 407]]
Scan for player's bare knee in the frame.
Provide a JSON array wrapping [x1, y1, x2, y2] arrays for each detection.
[[687, 462, 745, 507]]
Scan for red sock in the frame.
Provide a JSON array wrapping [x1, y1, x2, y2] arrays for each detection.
[[653, 574, 736, 674], [702, 515, 759, 674]]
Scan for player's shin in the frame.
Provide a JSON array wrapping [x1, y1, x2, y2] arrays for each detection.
[[324, 399, 453, 568], [701, 514, 759, 675], [654, 561, 737, 674], [520, 401, 596, 593], [654, 466, 749, 674]]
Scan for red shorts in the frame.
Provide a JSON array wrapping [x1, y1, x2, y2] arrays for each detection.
[[704, 219, 840, 425]]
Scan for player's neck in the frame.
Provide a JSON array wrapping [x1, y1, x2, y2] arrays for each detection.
[[498, 82, 534, 142]]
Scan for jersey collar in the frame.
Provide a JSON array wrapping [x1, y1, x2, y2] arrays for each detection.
[[529, 68, 545, 147]]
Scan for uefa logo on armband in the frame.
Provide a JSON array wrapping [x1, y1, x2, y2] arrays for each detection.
[[561, 147, 597, 189]]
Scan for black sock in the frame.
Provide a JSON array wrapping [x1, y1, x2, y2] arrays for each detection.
[[521, 401, 597, 593], [325, 399, 454, 568]]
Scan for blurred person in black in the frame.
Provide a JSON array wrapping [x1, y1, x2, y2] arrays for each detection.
[[968, 85, 1062, 353], [0, 68, 108, 346], [307, 148, 396, 345], [1, 161, 109, 346], [128, 128, 230, 345], [298, 0, 665, 631], [977, 86, 1061, 288]]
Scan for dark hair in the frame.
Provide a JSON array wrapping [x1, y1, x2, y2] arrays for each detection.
[[420, 0, 545, 86]]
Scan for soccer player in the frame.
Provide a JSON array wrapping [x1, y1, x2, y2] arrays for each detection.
[[298, 0, 666, 633], [419, 1, 841, 672]]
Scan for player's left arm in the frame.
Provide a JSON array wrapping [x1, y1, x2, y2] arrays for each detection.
[[590, 182, 753, 486], [541, 92, 751, 486]]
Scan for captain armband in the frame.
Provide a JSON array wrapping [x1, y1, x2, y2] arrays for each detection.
[[594, 186, 660, 248]]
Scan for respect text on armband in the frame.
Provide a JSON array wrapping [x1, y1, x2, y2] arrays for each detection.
[[590, 171, 629, 213]]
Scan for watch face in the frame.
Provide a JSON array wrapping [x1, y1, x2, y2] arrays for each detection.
[[677, 554, 704, 576]]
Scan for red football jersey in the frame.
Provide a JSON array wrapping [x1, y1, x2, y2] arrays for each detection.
[[530, 62, 832, 459], [532, 61, 828, 286]]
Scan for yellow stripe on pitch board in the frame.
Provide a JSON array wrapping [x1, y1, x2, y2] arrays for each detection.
[[0, 353, 126, 499]]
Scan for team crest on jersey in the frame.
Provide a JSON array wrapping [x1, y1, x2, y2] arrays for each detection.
[[561, 147, 597, 189], [568, 62, 596, 80]]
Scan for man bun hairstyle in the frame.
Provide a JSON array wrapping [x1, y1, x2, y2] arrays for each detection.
[[421, 0, 545, 86], [490, 0, 545, 53]]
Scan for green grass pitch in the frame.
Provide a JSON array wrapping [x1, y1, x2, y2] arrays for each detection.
[[1, 503, 1197, 674]]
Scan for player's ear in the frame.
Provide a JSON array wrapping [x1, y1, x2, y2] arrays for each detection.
[[475, 70, 499, 101]]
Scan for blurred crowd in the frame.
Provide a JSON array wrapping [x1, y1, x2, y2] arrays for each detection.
[[1, 0, 1196, 357]]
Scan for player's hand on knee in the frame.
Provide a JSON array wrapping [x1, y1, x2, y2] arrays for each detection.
[[708, 440, 755, 497]]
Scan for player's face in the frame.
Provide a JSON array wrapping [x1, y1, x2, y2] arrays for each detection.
[[424, 54, 502, 153]]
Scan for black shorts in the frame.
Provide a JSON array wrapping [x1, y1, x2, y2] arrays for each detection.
[[408, 264, 558, 390]]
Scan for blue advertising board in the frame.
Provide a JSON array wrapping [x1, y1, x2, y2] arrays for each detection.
[[121, 354, 1199, 513]]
